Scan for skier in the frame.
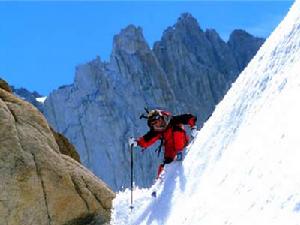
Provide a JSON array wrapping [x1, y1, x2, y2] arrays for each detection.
[[129, 109, 198, 179]]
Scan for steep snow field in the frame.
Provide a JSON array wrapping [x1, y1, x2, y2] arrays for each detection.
[[111, 1, 300, 224]]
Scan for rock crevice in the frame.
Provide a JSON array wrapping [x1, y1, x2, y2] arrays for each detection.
[[31, 152, 52, 225]]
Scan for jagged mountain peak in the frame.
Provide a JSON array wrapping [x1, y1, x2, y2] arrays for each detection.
[[205, 28, 222, 40], [176, 12, 201, 30], [228, 29, 265, 49], [228, 29, 265, 70], [229, 29, 257, 41], [112, 24, 149, 55], [118, 24, 143, 38], [160, 12, 202, 40], [12, 86, 42, 98]]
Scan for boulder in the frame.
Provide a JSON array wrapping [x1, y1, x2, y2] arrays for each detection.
[[0, 78, 12, 93], [0, 80, 115, 225]]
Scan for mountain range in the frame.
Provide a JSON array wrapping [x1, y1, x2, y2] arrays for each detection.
[[9, 13, 265, 191]]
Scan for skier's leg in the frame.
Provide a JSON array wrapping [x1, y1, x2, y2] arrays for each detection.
[[156, 157, 173, 179], [164, 157, 173, 164], [152, 157, 174, 197], [156, 163, 164, 179]]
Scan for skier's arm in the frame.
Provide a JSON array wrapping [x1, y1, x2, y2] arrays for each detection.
[[137, 130, 161, 148], [172, 114, 197, 128]]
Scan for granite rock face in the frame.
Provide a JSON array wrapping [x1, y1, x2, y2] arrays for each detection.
[[0, 80, 115, 225], [44, 14, 264, 191], [44, 28, 174, 191], [153, 13, 240, 122], [228, 29, 265, 71], [51, 127, 81, 163]]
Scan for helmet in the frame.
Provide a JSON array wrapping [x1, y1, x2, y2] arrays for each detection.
[[147, 109, 171, 131]]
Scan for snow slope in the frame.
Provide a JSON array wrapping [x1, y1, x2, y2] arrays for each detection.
[[111, 1, 300, 224]]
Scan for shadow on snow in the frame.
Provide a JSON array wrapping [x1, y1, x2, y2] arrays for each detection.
[[133, 162, 186, 225]]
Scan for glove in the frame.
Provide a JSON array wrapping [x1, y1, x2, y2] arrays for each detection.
[[128, 137, 138, 147], [191, 126, 198, 139]]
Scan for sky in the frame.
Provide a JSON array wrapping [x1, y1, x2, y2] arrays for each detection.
[[0, 1, 293, 95], [112, 0, 300, 223]]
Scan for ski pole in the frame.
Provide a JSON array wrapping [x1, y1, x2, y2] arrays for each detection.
[[130, 143, 134, 210]]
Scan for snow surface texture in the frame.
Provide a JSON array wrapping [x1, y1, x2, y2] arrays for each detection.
[[111, 1, 300, 224]]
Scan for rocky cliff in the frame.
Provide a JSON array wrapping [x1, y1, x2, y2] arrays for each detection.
[[43, 14, 265, 191], [228, 29, 265, 71], [0, 79, 115, 225], [153, 13, 238, 122]]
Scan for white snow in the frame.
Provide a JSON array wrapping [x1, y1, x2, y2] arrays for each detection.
[[36, 96, 47, 103], [111, 1, 300, 224]]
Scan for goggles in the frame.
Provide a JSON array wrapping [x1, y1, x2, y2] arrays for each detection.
[[149, 114, 162, 122]]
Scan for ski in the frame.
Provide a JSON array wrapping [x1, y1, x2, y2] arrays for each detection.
[[150, 170, 166, 198]]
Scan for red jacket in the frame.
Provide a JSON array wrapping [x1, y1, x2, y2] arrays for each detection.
[[137, 114, 197, 159]]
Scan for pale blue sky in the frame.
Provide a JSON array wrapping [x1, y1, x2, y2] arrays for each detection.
[[0, 1, 293, 95]]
